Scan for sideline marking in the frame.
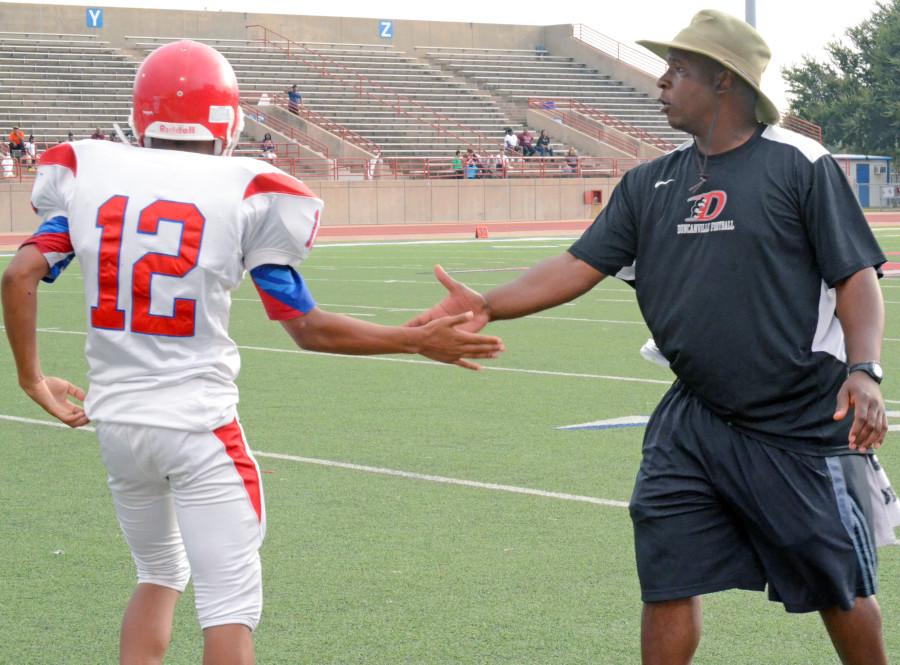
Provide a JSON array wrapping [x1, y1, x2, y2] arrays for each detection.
[[6, 326, 670, 385], [558, 416, 650, 430], [0, 414, 629, 508], [314, 236, 580, 249]]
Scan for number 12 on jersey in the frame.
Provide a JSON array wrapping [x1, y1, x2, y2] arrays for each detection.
[[92, 196, 206, 337]]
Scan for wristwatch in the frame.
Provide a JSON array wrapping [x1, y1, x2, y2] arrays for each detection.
[[848, 362, 884, 384]]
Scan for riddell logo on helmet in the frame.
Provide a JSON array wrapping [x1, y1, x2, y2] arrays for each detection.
[[158, 124, 198, 136], [685, 190, 727, 222]]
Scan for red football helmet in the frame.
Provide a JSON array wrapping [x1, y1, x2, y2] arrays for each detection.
[[130, 40, 243, 155]]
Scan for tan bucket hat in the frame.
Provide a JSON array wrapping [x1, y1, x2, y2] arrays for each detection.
[[637, 9, 779, 125]]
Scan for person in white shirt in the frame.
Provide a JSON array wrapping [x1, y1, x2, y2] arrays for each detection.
[[503, 127, 519, 155], [1, 40, 504, 665]]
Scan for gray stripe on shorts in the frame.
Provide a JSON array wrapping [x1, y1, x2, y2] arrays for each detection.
[[850, 500, 877, 593], [826, 456, 877, 596]]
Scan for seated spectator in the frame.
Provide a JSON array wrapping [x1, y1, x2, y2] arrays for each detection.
[[286, 84, 302, 114], [66, 131, 76, 142], [0, 144, 15, 178], [90, 127, 107, 140], [563, 146, 579, 175], [8, 126, 25, 158], [493, 147, 509, 178], [465, 148, 481, 179], [517, 126, 536, 157], [452, 149, 463, 179], [503, 127, 518, 155], [535, 130, 554, 157], [23, 134, 36, 171], [260, 133, 276, 161]]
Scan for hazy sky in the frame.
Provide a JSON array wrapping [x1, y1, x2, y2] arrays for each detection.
[[10, 0, 884, 110]]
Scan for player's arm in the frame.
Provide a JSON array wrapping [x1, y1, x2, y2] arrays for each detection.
[[250, 263, 504, 370], [281, 308, 504, 371], [833, 266, 886, 452], [406, 252, 606, 333], [1, 245, 89, 427]]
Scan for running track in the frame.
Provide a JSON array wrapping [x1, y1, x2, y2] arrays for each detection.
[[2, 212, 900, 255]]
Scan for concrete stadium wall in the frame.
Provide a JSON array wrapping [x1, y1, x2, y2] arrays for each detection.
[[0, 3, 546, 51], [0, 5, 630, 231], [0, 181, 34, 233], [0, 177, 618, 232]]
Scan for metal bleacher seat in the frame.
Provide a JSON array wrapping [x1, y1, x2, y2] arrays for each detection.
[[417, 46, 687, 145], [129, 35, 517, 158], [0, 32, 135, 143]]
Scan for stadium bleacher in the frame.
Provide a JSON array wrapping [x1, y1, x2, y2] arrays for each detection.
[[0, 20, 692, 178], [0, 33, 134, 142], [417, 45, 688, 145]]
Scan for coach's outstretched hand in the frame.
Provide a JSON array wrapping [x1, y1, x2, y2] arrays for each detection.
[[406, 265, 491, 334], [414, 310, 504, 371], [23, 376, 90, 428]]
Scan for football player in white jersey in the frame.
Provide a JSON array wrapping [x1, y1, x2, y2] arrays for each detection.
[[1, 41, 504, 665]]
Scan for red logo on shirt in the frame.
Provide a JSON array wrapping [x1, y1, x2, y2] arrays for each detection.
[[685, 190, 727, 222]]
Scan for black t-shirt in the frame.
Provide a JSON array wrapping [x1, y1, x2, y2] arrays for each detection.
[[570, 125, 886, 453]]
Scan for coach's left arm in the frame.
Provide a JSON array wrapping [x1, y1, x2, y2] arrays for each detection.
[[833, 266, 887, 452]]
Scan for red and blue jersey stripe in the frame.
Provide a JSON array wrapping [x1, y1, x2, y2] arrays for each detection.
[[22, 215, 75, 283], [249, 264, 316, 320]]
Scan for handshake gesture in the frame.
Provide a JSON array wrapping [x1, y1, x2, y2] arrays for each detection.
[[405, 265, 496, 370]]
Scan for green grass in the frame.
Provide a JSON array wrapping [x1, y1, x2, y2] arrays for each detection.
[[1, 229, 899, 664]]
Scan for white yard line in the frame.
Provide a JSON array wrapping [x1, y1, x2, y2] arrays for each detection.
[[0, 414, 629, 509], [314, 236, 580, 249]]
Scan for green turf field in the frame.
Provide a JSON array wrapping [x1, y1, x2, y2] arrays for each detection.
[[1, 228, 899, 664]]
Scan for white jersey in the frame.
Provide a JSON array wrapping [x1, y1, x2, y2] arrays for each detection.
[[27, 140, 323, 430]]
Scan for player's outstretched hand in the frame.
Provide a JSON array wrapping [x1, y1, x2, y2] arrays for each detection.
[[833, 372, 887, 453], [417, 311, 505, 371], [406, 265, 490, 333], [23, 376, 90, 428]]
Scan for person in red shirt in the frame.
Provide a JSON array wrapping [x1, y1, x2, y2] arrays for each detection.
[[517, 126, 535, 156]]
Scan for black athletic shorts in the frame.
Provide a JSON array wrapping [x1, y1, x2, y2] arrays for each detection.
[[630, 382, 877, 613]]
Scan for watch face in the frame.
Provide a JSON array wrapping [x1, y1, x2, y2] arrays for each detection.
[[852, 362, 884, 383]]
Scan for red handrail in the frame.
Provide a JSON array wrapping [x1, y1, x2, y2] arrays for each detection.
[[253, 155, 646, 180], [8, 151, 647, 182], [235, 140, 305, 159], [529, 98, 676, 152], [245, 24, 493, 153], [528, 99, 639, 157], [246, 93, 381, 156], [573, 24, 666, 78], [239, 100, 330, 157]]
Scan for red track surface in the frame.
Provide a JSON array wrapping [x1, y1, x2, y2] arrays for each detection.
[[2, 213, 898, 249]]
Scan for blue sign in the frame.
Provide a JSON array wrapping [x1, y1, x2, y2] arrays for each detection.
[[378, 20, 393, 39], [86, 8, 103, 28]]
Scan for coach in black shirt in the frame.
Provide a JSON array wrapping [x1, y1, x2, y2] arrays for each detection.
[[409, 9, 889, 665]]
